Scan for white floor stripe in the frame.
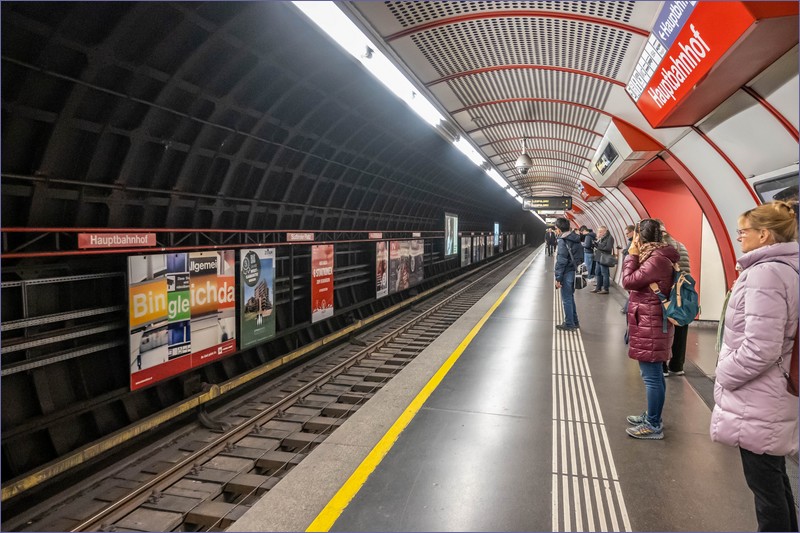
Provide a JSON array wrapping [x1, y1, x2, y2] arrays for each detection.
[[552, 283, 631, 532]]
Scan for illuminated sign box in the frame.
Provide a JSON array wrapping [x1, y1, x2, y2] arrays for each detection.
[[79, 233, 156, 248], [522, 196, 572, 210], [627, 2, 799, 128]]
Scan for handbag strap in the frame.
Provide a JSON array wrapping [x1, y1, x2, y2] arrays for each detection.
[[564, 238, 580, 270]]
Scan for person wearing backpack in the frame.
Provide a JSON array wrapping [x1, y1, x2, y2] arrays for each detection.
[[655, 221, 692, 376], [710, 201, 799, 533], [621, 219, 679, 440]]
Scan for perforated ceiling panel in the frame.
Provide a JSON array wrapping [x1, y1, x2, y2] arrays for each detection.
[[345, 1, 649, 203]]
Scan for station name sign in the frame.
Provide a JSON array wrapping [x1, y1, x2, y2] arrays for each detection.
[[627, 2, 766, 127], [286, 232, 314, 242], [522, 196, 572, 211], [368, 232, 383, 239], [78, 233, 156, 249]]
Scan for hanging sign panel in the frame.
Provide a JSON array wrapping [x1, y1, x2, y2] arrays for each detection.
[[239, 248, 276, 350], [376, 241, 389, 299], [522, 196, 573, 210], [311, 244, 334, 323], [128, 250, 236, 391]]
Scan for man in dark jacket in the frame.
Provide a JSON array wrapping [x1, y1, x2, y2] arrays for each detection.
[[554, 217, 583, 331], [655, 220, 692, 377], [545, 228, 557, 256], [620, 224, 635, 314]]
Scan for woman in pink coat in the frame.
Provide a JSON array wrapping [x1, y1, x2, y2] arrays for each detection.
[[621, 219, 679, 440], [710, 200, 799, 532]]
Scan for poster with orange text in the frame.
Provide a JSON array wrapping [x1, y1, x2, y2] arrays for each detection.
[[128, 250, 236, 391], [311, 244, 334, 322]]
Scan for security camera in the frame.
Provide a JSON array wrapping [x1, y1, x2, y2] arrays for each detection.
[[515, 153, 532, 176], [516, 163, 530, 175]]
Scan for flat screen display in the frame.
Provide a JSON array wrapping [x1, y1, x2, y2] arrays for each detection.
[[595, 142, 619, 175]]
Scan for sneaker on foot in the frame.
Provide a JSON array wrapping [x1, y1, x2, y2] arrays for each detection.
[[626, 422, 664, 440], [670, 370, 685, 376], [626, 412, 647, 426], [663, 372, 670, 377], [598, 289, 609, 294], [556, 324, 577, 332]]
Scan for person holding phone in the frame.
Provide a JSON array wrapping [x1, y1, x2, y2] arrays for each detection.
[[621, 219, 679, 439]]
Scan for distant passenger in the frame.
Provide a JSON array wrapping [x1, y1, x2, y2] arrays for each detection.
[[710, 201, 798, 532], [655, 220, 692, 377], [553, 217, 583, 332], [580, 226, 596, 280], [545, 228, 557, 256], [621, 219, 679, 440], [592, 225, 614, 295], [620, 225, 635, 314]]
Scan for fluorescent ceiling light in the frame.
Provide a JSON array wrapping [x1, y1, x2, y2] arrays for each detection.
[[453, 137, 485, 167], [293, 2, 444, 127], [486, 169, 509, 188]]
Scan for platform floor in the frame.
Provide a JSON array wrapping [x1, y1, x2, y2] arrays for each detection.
[[232, 247, 764, 532]]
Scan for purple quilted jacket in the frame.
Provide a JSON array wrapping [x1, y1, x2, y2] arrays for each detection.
[[710, 242, 799, 456], [622, 245, 680, 362]]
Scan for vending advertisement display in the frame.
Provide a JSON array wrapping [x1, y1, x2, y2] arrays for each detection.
[[376, 241, 389, 299], [460, 236, 471, 267], [239, 248, 276, 349], [445, 213, 458, 257], [311, 244, 335, 323], [128, 250, 236, 391]]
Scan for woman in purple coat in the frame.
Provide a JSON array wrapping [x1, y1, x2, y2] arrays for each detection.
[[621, 219, 679, 440], [710, 201, 798, 532]]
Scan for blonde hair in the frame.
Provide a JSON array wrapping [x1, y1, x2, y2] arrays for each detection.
[[739, 200, 798, 243]]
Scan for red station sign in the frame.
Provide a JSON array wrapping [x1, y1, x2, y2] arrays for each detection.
[[633, 2, 798, 128]]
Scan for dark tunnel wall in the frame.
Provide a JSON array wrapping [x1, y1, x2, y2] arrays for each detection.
[[1, 1, 536, 235]]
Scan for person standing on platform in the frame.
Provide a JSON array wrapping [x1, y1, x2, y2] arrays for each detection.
[[655, 220, 692, 377], [592, 225, 614, 295], [553, 217, 583, 332], [580, 226, 596, 281], [620, 224, 635, 314], [710, 201, 798, 533], [545, 228, 557, 256], [621, 219, 679, 440]]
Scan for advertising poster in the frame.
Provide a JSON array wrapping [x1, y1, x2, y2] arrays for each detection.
[[128, 250, 236, 391], [409, 239, 424, 287], [389, 240, 409, 294], [376, 241, 389, 299], [499, 234, 504, 252], [240, 248, 276, 349], [479, 236, 486, 261], [494, 223, 500, 246], [445, 213, 458, 257], [311, 244, 334, 323], [487, 238, 494, 258], [461, 236, 471, 267]]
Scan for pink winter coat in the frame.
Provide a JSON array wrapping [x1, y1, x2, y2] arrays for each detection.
[[710, 242, 799, 456], [622, 245, 680, 362]]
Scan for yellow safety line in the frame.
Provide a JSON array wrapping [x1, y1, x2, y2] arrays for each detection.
[[306, 253, 537, 532]]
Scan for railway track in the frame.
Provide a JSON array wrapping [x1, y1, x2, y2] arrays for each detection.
[[6, 249, 531, 532]]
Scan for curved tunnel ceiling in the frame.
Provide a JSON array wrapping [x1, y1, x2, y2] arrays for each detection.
[[1, 2, 535, 234], [343, 1, 656, 203]]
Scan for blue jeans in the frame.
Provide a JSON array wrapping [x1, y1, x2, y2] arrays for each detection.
[[560, 270, 579, 328], [639, 361, 665, 427], [583, 252, 594, 279], [597, 264, 610, 290]]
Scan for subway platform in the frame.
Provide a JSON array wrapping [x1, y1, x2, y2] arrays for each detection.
[[232, 246, 768, 532]]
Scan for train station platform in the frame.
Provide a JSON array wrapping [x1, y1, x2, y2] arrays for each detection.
[[232, 246, 760, 532]]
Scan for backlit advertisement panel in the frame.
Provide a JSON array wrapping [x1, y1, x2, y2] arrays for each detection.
[[240, 248, 276, 349], [376, 241, 389, 299], [128, 250, 236, 391], [409, 239, 424, 287], [311, 244, 335, 323], [461, 236, 471, 267], [445, 213, 458, 257], [494, 223, 499, 246]]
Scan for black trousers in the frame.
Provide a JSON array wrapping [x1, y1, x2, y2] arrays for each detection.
[[664, 324, 689, 372], [740, 447, 798, 532]]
